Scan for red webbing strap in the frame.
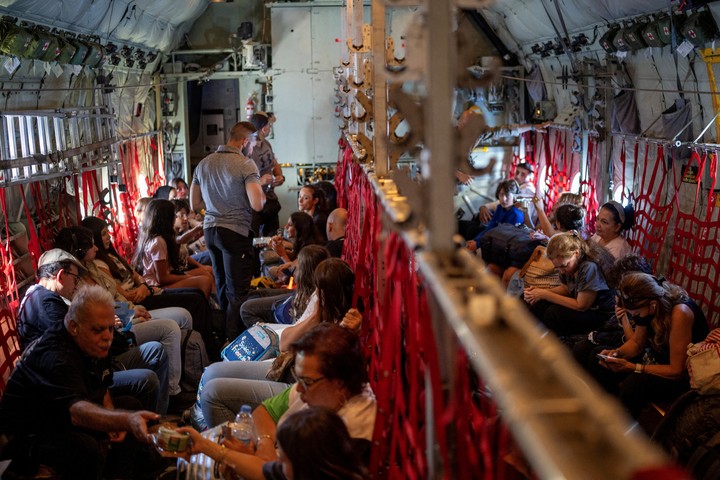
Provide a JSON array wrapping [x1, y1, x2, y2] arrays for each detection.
[[451, 349, 511, 480], [619, 141, 630, 203], [368, 233, 450, 479], [541, 130, 568, 212], [0, 188, 19, 307], [580, 137, 600, 237], [334, 138, 353, 209], [151, 135, 165, 190], [667, 151, 720, 327]]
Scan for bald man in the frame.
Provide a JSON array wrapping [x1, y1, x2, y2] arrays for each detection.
[[325, 208, 347, 258]]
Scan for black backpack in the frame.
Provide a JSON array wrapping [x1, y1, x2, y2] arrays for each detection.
[[479, 224, 543, 269], [179, 329, 210, 393]]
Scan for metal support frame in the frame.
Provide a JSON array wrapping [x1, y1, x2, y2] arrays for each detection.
[[341, 0, 678, 478]]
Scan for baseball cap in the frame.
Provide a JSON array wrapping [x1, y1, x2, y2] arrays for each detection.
[[38, 248, 87, 275]]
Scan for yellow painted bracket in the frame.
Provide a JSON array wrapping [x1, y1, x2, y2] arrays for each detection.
[[699, 48, 720, 140]]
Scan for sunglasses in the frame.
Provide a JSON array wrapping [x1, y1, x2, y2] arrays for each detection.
[[618, 294, 653, 310]]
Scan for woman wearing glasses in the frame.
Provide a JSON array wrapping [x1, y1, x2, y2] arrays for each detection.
[[178, 324, 376, 477], [194, 257, 361, 429], [524, 231, 615, 336], [590, 272, 709, 418]]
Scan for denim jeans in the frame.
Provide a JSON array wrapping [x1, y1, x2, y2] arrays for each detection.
[[204, 226, 254, 340], [113, 341, 169, 413], [198, 360, 289, 427], [133, 318, 183, 396], [240, 289, 293, 328]]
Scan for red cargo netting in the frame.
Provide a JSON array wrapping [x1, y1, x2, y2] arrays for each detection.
[[338, 139, 525, 479], [539, 130, 577, 213], [624, 142, 678, 270], [667, 151, 720, 327]]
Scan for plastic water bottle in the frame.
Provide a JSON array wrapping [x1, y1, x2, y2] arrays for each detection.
[[232, 405, 255, 447]]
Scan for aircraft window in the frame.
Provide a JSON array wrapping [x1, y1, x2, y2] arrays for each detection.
[[570, 172, 581, 194]]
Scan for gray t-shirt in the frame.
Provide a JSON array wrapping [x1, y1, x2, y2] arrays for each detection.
[[192, 145, 260, 237], [250, 138, 279, 200], [560, 260, 615, 313]]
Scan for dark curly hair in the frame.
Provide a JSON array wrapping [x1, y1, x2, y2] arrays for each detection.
[[555, 204, 585, 232], [290, 323, 367, 396]]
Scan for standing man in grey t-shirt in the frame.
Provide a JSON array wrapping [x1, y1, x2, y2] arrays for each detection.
[[190, 121, 272, 340]]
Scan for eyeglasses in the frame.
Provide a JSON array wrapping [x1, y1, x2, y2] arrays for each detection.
[[64, 271, 82, 282], [292, 369, 326, 390]]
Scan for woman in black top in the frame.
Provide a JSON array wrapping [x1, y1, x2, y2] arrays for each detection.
[[591, 272, 709, 417]]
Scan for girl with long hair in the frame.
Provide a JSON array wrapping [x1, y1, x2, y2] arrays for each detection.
[[241, 245, 330, 328], [268, 211, 324, 280], [590, 273, 709, 418], [524, 231, 615, 336], [133, 199, 213, 297], [297, 185, 329, 241]]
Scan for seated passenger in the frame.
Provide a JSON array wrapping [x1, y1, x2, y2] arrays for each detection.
[[477, 162, 537, 226], [530, 192, 585, 242], [524, 232, 615, 336], [266, 211, 324, 281], [466, 179, 525, 253], [173, 198, 211, 266], [29, 245, 170, 413], [180, 323, 376, 472], [572, 253, 653, 369], [133, 199, 214, 297], [182, 407, 369, 480], [82, 215, 214, 350], [198, 258, 360, 426], [170, 177, 189, 200], [325, 207, 347, 258], [589, 273, 709, 418], [241, 245, 330, 328], [0, 285, 160, 480], [591, 201, 634, 259], [504, 203, 586, 294], [297, 184, 330, 242]]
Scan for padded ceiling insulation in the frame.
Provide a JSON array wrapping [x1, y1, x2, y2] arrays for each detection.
[[0, 0, 211, 52], [480, 0, 677, 49]]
